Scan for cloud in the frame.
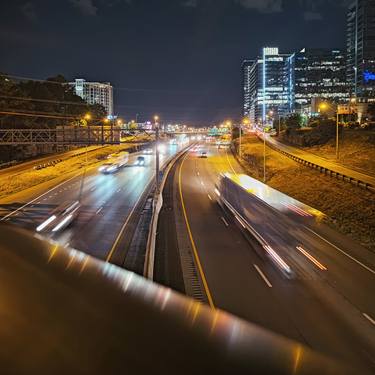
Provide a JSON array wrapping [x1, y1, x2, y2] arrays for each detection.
[[20, 2, 37, 22], [182, 0, 198, 7], [237, 0, 282, 13], [304, 10, 323, 20], [70, 0, 98, 16]]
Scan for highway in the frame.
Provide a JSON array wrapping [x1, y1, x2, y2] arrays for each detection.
[[263, 133, 375, 188], [0, 141, 184, 264], [0, 145, 104, 178], [158, 142, 375, 372]]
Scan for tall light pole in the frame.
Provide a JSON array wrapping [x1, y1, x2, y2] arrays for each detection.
[[319, 103, 340, 160], [241, 118, 250, 159], [154, 115, 160, 191]]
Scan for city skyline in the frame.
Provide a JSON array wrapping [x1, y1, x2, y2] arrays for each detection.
[[1, 0, 350, 124]]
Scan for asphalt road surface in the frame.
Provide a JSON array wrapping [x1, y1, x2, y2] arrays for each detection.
[[171, 142, 375, 372], [0, 142, 184, 263]]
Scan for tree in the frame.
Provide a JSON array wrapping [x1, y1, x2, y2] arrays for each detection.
[[368, 103, 375, 121], [285, 113, 303, 130], [0, 73, 109, 129]]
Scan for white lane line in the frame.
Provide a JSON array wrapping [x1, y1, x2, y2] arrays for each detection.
[[363, 313, 375, 326], [96, 207, 103, 215], [296, 246, 327, 271], [0, 173, 79, 222], [116, 188, 121, 193], [207, 194, 212, 201], [307, 228, 375, 276], [197, 171, 200, 176], [106, 176, 153, 262], [221, 216, 229, 227], [200, 181, 205, 187], [90, 187, 96, 192], [254, 264, 273, 288]]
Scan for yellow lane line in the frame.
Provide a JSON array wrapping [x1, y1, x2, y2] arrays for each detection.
[[178, 152, 215, 309]]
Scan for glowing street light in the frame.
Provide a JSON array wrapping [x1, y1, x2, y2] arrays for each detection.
[[319, 103, 328, 111], [319, 102, 340, 160], [84, 113, 91, 121]]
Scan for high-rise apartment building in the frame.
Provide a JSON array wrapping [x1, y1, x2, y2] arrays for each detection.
[[347, 0, 375, 100], [242, 47, 294, 125], [242, 60, 254, 118], [70, 79, 114, 116], [294, 48, 349, 108]]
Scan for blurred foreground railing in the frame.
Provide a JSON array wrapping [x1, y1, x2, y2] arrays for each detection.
[[0, 225, 359, 374]]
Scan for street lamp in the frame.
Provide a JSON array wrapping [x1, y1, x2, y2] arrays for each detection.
[[319, 102, 340, 160], [154, 115, 160, 191], [240, 118, 250, 159]]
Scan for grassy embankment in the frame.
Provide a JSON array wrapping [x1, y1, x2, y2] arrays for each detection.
[[0, 144, 137, 200], [302, 130, 375, 175], [236, 135, 375, 252]]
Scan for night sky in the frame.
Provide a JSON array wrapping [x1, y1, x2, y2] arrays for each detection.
[[1, 0, 350, 125]]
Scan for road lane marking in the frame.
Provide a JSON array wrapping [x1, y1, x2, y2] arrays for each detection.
[[105, 178, 152, 263], [363, 313, 375, 326], [307, 228, 375, 275], [254, 264, 272, 288], [207, 194, 212, 201], [90, 187, 96, 192], [200, 181, 205, 187], [296, 246, 327, 271], [221, 216, 229, 227], [0, 173, 79, 222], [197, 171, 200, 176], [96, 207, 103, 214], [179, 153, 215, 309]]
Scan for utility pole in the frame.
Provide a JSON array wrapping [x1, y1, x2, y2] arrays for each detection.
[[154, 116, 160, 191], [336, 112, 339, 160], [239, 122, 242, 158], [263, 129, 266, 183]]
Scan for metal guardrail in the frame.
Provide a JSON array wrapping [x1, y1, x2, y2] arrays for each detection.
[[261, 136, 375, 193], [0, 225, 359, 374]]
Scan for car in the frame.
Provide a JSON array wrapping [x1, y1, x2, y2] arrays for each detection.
[[136, 156, 145, 166], [143, 148, 153, 154], [98, 162, 119, 174], [36, 201, 81, 234], [199, 151, 208, 158]]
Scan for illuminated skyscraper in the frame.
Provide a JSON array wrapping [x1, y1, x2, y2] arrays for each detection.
[[294, 48, 349, 108], [347, 0, 375, 100], [242, 47, 294, 126]]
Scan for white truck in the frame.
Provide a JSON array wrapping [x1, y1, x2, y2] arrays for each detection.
[[99, 152, 129, 174]]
